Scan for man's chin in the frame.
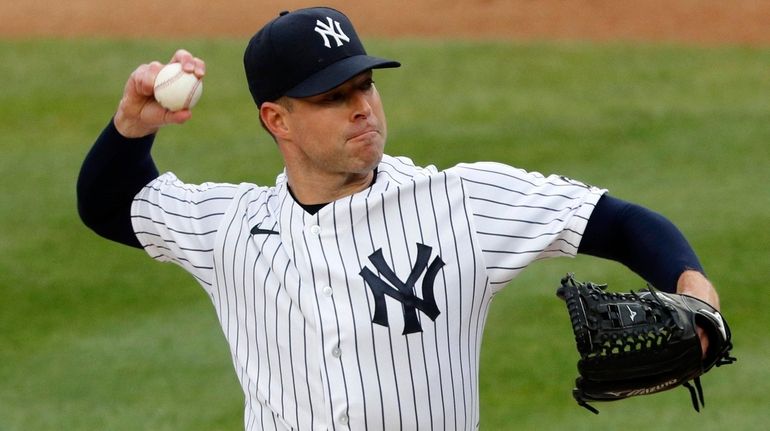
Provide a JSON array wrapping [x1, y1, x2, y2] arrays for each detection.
[[350, 150, 383, 175]]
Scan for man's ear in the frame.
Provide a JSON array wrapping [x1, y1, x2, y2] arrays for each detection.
[[260, 102, 290, 139]]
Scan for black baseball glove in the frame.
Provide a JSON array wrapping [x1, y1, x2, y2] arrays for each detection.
[[556, 273, 736, 414]]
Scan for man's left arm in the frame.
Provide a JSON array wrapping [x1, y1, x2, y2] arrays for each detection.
[[578, 194, 719, 354]]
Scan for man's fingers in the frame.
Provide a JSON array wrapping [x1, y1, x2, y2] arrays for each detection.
[[124, 50, 205, 108], [170, 48, 194, 64], [114, 50, 202, 137], [129, 56, 204, 100], [170, 49, 206, 78], [164, 109, 193, 125], [191, 57, 206, 78], [126, 62, 163, 99]]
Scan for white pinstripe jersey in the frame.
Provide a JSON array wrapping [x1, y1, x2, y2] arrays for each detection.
[[131, 154, 605, 431]]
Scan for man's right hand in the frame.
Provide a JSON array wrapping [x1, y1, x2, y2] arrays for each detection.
[[114, 49, 206, 138]]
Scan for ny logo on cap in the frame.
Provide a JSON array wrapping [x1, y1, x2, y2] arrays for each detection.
[[314, 17, 350, 48]]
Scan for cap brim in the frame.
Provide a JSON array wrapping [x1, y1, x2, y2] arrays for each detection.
[[285, 55, 400, 99]]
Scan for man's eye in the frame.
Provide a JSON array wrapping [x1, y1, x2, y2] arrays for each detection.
[[324, 92, 344, 102]]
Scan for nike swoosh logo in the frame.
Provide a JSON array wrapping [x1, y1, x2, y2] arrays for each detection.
[[251, 225, 279, 235]]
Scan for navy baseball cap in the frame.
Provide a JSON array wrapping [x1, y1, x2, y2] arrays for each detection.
[[244, 7, 401, 107]]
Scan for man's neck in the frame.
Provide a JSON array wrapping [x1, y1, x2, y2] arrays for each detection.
[[286, 168, 377, 207]]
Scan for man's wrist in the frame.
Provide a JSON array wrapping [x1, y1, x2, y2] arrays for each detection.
[[113, 107, 157, 139], [676, 270, 720, 310]]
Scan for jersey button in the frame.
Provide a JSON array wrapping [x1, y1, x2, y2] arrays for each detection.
[[322, 286, 333, 296], [338, 414, 349, 426], [331, 347, 341, 358], [309, 225, 321, 235]]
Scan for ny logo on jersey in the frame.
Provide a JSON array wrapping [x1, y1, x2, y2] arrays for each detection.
[[359, 243, 444, 335], [314, 17, 350, 48]]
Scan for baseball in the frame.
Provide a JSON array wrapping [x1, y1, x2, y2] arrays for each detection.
[[153, 62, 203, 111]]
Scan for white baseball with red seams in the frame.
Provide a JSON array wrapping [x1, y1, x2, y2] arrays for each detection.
[[153, 62, 203, 111]]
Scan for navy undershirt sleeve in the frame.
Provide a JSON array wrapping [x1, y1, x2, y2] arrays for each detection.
[[76, 119, 159, 249], [578, 194, 704, 292]]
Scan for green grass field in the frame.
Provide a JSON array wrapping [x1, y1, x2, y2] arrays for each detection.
[[1, 38, 768, 430]]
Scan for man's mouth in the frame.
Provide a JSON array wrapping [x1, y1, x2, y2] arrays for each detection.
[[348, 128, 379, 141]]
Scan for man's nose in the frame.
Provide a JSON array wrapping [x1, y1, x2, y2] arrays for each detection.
[[350, 91, 372, 119]]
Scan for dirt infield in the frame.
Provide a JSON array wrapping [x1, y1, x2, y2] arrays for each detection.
[[2, 0, 770, 45]]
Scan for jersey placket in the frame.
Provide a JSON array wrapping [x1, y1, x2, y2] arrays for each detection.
[[298, 210, 353, 430]]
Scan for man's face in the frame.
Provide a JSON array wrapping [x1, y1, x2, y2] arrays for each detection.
[[281, 70, 388, 177]]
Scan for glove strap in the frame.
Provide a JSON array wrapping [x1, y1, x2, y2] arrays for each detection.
[[576, 399, 600, 415], [682, 377, 705, 412]]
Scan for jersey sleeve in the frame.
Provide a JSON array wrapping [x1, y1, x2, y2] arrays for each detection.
[[131, 172, 239, 289], [448, 161, 606, 287]]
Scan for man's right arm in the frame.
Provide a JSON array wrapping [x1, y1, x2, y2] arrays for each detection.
[[77, 119, 158, 248], [77, 49, 205, 248]]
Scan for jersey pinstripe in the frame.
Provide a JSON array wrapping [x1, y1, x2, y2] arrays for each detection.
[[131, 154, 605, 430]]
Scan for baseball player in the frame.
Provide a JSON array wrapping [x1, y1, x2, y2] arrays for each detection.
[[77, 7, 722, 431]]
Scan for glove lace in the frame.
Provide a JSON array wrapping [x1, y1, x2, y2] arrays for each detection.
[[583, 285, 675, 361]]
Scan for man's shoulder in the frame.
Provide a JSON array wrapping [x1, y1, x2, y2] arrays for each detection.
[[378, 154, 439, 182], [378, 155, 535, 185], [445, 160, 529, 178], [145, 172, 276, 203]]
